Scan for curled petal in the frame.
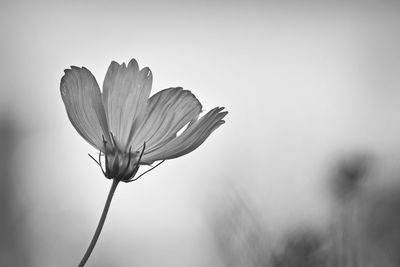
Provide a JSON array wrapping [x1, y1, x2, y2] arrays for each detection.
[[129, 87, 202, 151], [60, 66, 110, 150], [141, 107, 227, 164], [102, 59, 152, 150]]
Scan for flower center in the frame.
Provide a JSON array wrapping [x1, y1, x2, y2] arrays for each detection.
[[100, 134, 145, 182]]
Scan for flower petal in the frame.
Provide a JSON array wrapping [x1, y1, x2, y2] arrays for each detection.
[[141, 107, 227, 163], [102, 58, 152, 150], [129, 87, 202, 152], [60, 66, 110, 150]]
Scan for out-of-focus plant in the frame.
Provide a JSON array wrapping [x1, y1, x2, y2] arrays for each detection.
[[210, 186, 270, 267], [363, 183, 400, 266], [322, 152, 400, 267], [271, 229, 326, 267], [330, 153, 372, 203], [324, 153, 373, 267]]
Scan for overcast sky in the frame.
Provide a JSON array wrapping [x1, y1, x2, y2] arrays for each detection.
[[2, 1, 400, 266]]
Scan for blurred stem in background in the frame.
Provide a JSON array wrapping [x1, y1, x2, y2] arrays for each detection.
[[326, 153, 372, 267], [210, 185, 271, 267]]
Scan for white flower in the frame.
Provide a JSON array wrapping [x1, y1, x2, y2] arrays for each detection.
[[61, 58, 227, 182]]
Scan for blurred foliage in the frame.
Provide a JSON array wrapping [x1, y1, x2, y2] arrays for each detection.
[[330, 153, 372, 203], [270, 230, 326, 267], [210, 153, 400, 267], [363, 183, 400, 266], [211, 187, 270, 267]]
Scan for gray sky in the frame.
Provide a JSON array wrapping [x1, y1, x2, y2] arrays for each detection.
[[2, 1, 400, 266]]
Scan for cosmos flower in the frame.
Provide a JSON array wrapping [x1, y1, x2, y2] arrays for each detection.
[[60, 58, 227, 266], [60, 58, 227, 182]]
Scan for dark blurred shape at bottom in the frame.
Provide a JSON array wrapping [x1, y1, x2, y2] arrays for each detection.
[[271, 229, 326, 267]]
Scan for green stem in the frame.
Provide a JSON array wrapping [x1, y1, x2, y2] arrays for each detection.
[[78, 179, 119, 267]]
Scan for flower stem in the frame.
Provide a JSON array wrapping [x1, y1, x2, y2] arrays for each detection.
[[78, 179, 119, 267]]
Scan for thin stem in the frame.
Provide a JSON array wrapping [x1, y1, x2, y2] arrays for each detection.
[[78, 179, 119, 267]]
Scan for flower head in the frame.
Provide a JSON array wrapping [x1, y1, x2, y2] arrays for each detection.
[[61, 58, 227, 182]]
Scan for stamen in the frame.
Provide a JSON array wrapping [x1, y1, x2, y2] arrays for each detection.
[[98, 151, 106, 176], [127, 160, 165, 183], [122, 146, 132, 174], [137, 142, 146, 165], [112, 153, 120, 175], [109, 132, 117, 146], [102, 135, 109, 174], [124, 142, 146, 182]]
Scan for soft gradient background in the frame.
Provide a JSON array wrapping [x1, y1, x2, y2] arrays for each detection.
[[2, 1, 400, 266]]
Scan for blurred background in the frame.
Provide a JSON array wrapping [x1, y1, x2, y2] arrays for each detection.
[[2, 0, 400, 266]]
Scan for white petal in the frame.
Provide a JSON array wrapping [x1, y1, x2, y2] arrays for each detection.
[[141, 107, 227, 164], [60, 66, 109, 150], [102, 59, 152, 150], [129, 87, 202, 151]]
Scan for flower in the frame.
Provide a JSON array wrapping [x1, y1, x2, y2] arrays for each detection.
[[60, 58, 227, 182]]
